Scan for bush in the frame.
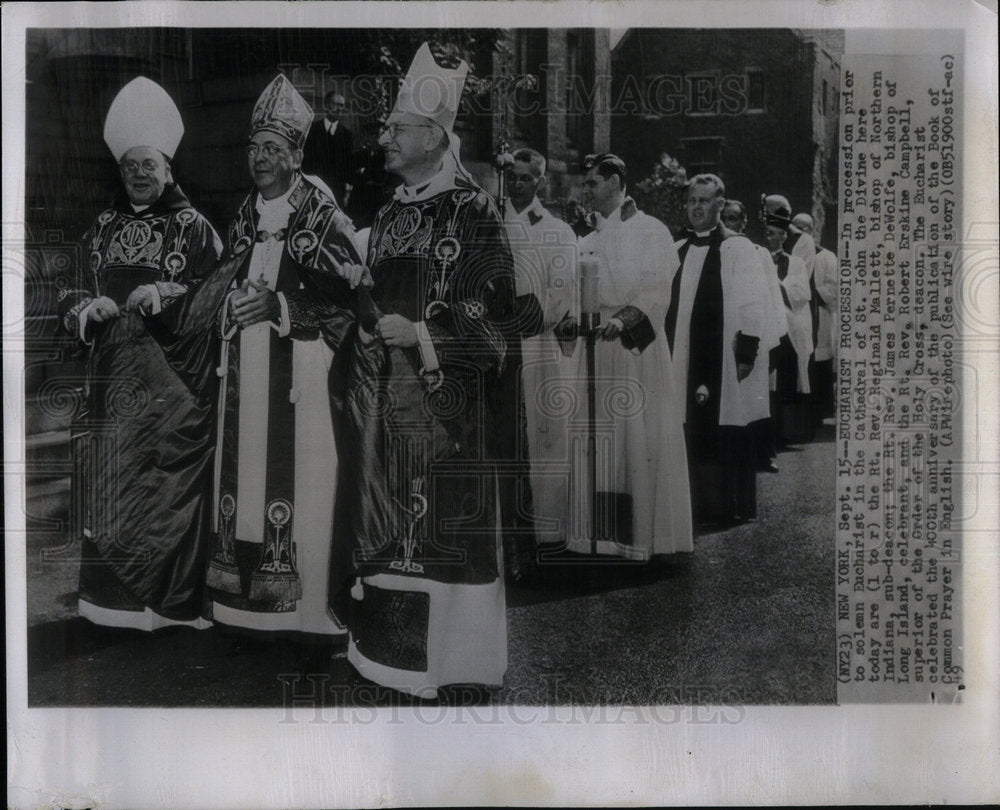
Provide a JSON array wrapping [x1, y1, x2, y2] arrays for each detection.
[[631, 152, 689, 236]]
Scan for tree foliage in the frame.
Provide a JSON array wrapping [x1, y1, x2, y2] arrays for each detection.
[[631, 152, 690, 234]]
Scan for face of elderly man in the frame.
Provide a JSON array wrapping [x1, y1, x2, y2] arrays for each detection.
[[247, 130, 302, 200], [685, 181, 725, 232], [119, 146, 172, 207], [378, 112, 443, 175]]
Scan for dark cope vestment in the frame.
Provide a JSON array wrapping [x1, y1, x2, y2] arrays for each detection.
[[327, 163, 515, 697], [60, 183, 222, 628]]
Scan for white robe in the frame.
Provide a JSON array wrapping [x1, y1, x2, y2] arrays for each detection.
[[504, 197, 578, 545], [754, 244, 788, 354], [790, 229, 817, 287], [669, 231, 771, 426], [773, 250, 814, 394], [814, 246, 839, 361], [571, 202, 692, 558]]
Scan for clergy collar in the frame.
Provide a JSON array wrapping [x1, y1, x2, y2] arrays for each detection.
[[682, 224, 726, 248], [256, 173, 302, 213], [506, 196, 545, 223], [394, 162, 457, 203], [592, 196, 638, 231], [113, 183, 192, 217]]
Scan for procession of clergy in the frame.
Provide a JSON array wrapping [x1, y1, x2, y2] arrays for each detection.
[[63, 44, 837, 698]]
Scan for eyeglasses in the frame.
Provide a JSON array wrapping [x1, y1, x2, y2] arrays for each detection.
[[120, 158, 162, 174], [247, 142, 290, 158], [378, 122, 437, 140]]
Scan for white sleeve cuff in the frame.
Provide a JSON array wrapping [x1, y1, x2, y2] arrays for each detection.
[[147, 284, 162, 315], [415, 320, 440, 372], [78, 301, 95, 344], [274, 292, 291, 338]]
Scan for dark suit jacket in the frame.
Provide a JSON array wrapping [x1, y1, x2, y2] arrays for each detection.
[[302, 119, 355, 206]]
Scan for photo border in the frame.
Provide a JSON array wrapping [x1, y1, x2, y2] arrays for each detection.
[[5, 1, 998, 806]]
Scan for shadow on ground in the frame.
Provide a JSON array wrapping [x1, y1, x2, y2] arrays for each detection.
[[25, 423, 837, 708]]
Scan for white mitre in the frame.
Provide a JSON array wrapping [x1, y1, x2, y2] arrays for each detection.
[[393, 42, 469, 133], [393, 42, 474, 179], [103, 76, 184, 161]]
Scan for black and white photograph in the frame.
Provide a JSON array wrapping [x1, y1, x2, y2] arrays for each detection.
[[5, 1, 998, 806]]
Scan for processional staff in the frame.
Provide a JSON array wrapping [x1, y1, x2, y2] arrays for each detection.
[[579, 257, 602, 556]]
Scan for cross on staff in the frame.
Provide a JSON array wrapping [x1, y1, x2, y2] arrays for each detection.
[[467, 48, 537, 219]]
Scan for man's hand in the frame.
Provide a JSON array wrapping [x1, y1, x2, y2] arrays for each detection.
[[125, 285, 155, 313], [337, 262, 374, 290], [231, 278, 281, 328], [695, 385, 710, 406], [598, 317, 623, 341], [228, 278, 251, 311], [86, 296, 120, 323], [553, 316, 578, 340], [736, 361, 753, 382], [376, 314, 418, 348]]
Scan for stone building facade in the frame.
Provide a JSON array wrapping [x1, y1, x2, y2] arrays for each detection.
[[609, 28, 843, 246]]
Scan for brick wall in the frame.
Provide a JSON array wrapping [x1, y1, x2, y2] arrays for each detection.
[[610, 28, 843, 241]]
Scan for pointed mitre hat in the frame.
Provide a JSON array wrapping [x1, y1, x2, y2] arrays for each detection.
[[103, 77, 184, 161], [251, 74, 313, 149], [392, 42, 470, 133]]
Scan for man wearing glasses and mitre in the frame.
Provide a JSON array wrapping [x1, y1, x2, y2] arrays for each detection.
[[153, 75, 364, 641], [325, 43, 517, 698]]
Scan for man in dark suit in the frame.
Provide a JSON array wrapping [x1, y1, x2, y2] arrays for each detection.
[[302, 90, 355, 208]]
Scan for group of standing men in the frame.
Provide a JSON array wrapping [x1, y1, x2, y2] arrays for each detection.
[[59, 43, 835, 698]]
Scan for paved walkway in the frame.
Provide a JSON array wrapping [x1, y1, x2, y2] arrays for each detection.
[[24, 426, 836, 707]]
